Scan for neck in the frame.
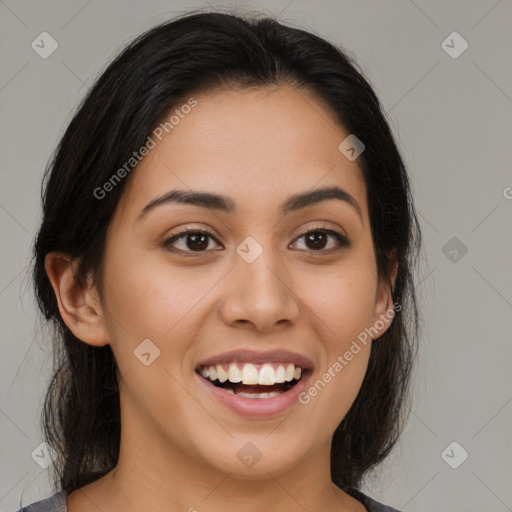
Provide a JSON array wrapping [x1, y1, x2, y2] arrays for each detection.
[[108, 435, 338, 511], [67, 395, 363, 512]]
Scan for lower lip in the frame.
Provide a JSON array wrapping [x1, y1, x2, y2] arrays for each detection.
[[195, 371, 311, 417]]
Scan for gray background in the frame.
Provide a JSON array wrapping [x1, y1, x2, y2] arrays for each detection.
[[1, 1, 511, 511]]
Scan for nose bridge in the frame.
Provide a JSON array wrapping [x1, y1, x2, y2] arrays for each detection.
[[220, 232, 300, 330], [235, 233, 287, 298]]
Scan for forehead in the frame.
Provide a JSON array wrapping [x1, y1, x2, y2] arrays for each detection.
[[116, 84, 367, 222]]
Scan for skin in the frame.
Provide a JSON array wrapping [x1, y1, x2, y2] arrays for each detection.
[[46, 84, 397, 512]]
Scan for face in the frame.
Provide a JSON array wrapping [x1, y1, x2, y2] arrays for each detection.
[[91, 85, 395, 480]]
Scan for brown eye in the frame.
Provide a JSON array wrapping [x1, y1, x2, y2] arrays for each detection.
[[304, 231, 328, 250], [183, 232, 209, 251], [163, 226, 350, 256], [163, 229, 221, 254], [292, 228, 351, 253]]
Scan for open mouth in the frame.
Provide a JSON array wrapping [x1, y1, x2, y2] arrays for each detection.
[[195, 362, 308, 399]]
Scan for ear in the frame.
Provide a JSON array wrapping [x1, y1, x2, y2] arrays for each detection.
[[371, 248, 399, 340], [44, 252, 110, 346]]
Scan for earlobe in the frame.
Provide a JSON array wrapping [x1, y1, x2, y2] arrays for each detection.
[[371, 250, 399, 340], [44, 252, 110, 347]]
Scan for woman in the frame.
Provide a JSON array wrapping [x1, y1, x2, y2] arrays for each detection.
[[19, 10, 422, 512]]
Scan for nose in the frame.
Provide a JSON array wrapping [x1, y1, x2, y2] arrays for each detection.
[[219, 245, 301, 333]]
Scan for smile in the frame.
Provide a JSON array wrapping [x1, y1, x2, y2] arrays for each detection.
[[194, 349, 314, 417], [196, 362, 304, 399]]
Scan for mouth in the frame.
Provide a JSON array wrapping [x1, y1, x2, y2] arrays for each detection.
[[194, 350, 313, 416], [195, 362, 308, 399]]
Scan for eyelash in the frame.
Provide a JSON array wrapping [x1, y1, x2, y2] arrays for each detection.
[[162, 224, 351, 256]]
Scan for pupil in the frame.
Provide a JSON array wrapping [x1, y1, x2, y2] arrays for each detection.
[[188, 233, 208, 250], [307, 232, 326, 250]]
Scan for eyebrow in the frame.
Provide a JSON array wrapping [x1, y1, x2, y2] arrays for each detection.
[[137, 185, 363, 222]]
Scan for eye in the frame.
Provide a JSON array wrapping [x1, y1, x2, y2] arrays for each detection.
[[163, 228, 222, 255], [291, 225, 351, 253], [162, 225, 350, 256]]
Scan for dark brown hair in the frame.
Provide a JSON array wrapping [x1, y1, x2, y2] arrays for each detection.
[[32, 10, 422, 495]]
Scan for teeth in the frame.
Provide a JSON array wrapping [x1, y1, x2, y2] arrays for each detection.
[[258, 364, 276, 385], [241, 363, 259, 385], [202, 362, 303, 385], [216, 364, 228, 383], [227, 364, 242, 383], [237, 391, 284, 399], [285, 363, 295, 382], [275, 365, 286, 382]]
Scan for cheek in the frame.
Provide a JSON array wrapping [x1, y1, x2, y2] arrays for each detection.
[[305, 345, 371, 437], [296, 251, 376, 428], [303, 251, 378, 347], [101, 242, 209, 340], [99, 243, 207, 425]]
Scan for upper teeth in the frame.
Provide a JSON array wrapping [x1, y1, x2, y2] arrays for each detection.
[[199, 363, 302, 385]]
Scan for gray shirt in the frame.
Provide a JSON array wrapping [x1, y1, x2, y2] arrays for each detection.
[[15, 488, 402, 511]]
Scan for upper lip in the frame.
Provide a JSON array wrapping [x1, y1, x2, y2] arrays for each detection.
[[196, 349, 314, 370]]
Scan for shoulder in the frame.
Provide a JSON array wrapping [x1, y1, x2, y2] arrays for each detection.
[[14, 491, 67, 512], [345, 486, 403, 512]]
